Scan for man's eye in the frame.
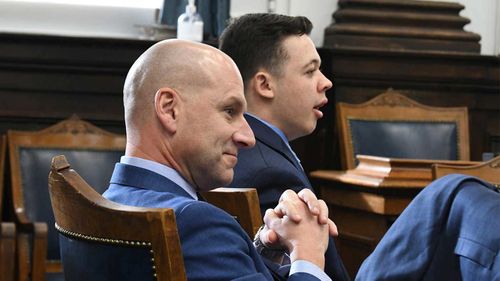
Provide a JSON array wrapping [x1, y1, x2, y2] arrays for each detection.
[[225, 108, 234, 116], [306, 69, 316, 75]]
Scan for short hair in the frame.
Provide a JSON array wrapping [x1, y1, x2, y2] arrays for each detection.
[[219, 13, 312, 90]]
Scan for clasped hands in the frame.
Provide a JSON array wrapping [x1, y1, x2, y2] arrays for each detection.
[[258, 189, 337, 270]]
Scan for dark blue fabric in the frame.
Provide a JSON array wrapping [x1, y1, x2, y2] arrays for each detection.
[[356, 174, 500, 281], [59, 234, 152, 281], [19, 148, 122, 260], [230, 114, 313, 214], [229, 114, 351, 281], [349, 120, 459, 164], [46, 272, 64, 281], [103, 163, 321, 281]]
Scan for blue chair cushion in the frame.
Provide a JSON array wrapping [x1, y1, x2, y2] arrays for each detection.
[[19, 148, 122, 260], [349, 120, 459, 165]]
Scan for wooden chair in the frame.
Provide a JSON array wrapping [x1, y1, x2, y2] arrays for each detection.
[[432, 155, 500, 187], [49, 155, 186, 281], [0, 135, 16, 281], [6, 115, 125, 281], [337, 88, 470, 169], [201, 187, 263, 238]]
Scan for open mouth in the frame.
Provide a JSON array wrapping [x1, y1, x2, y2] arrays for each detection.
[[313, 99, 328, 118], [315, 98, 328, 110]]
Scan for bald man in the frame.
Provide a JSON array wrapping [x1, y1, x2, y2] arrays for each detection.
[[101, 39, 336, 281]]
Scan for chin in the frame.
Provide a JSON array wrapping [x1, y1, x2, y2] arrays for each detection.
[[299, 125, 316, 138], [307, 121, 318, 134], [216, 171, 234, 187]]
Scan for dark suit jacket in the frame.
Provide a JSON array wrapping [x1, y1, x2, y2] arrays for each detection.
[[103, 163, 322, 281], [231, 114, 312, 214], [356, 174, 500, 281], [230, 114, 351, 281]]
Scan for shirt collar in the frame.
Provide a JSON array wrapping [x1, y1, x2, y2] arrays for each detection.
[[120, 156, 198, 200]]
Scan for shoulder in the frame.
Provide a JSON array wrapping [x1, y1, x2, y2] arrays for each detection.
[[177, 200, 239, 225], [233, 146, 306, 187], [104, 185, 192, 210], [419, 174, 494, 200]]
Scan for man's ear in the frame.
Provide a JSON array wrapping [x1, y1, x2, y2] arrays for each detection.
[[252, 71, 275, 99], [154, 87, 178, 134]]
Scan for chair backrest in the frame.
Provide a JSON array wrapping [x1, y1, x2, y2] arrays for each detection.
[[432, 155, 500, 186], [337, 89, 470, 169], [7, 115, 125, 278], [49, 155, 186, 281], [0, 135, 16, 281], [201, 187, 263, 238]]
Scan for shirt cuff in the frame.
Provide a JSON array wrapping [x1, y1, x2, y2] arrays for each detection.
[[290, 260, 332, 281]]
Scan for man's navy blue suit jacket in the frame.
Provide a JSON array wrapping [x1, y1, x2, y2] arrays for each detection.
[[229, 114, 351, 281], [103, 163, 321, 281]]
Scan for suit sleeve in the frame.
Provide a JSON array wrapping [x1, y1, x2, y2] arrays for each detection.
[[355, 174, 499, 281], [175, 201, 321, 281]]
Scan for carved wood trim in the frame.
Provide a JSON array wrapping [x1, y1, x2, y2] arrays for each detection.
[[368, 89, 416, 107], [37, 114, 121, 136], [488, 157, 500, 169]]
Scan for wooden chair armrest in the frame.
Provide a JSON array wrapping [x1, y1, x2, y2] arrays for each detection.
[[31, 222, 48, 281], [16, 222, 48, 281], [1, 222, 16, 281]]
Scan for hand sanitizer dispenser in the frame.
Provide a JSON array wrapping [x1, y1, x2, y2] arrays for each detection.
[[177, 0, 204, 42]]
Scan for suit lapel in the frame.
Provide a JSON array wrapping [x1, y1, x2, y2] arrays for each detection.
[[245, 115, 300, 168], [245, 114, 311, 186]]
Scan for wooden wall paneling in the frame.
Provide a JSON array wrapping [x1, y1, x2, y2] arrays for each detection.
[[0, 33, 157, 134]]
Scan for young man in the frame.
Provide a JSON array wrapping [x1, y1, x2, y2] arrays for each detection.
[[220, 13, 500, 281], [220, 14, 350, 281], [102, 39, 337, 280]]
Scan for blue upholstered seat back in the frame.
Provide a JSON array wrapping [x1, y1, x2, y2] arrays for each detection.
[[59, 234, 153, 281], [19, 148, 122, 260], [349, 120, 459, 165]]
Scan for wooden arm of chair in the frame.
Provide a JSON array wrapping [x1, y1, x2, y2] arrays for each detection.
[[201, 187, 263, 238], [16, 222, 48, 281], [1, 222, 16, 281], [432, 155, 500, 186]]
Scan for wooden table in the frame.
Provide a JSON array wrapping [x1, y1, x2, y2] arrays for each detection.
[[310, 155, 478, 278]]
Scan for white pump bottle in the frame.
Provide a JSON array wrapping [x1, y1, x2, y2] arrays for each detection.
[[177, 0, 204, 42]]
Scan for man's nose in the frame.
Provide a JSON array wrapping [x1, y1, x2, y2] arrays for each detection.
[[233, 120, 256, 149], [319, 72, 333, 93]]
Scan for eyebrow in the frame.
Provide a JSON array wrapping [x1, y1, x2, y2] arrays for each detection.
[[302, 58, 321, 70], [220, 95, 246, 110]]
